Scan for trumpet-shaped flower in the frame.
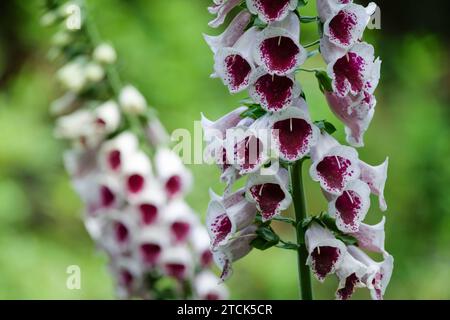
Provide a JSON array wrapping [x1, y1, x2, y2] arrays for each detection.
[[246, 0, 298, 23]]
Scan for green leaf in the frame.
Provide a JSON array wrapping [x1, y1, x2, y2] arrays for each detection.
[[251, 225, 280, 251], [315, 70, 333, 93], [335, 234, 359, 246], [277, 242, 299, 251], [297, 0, 309, 8], [300, 16, 318, 23], [240, 104, 267, 120], [314, 120, 337, 135], [253, 17, 267, 29]]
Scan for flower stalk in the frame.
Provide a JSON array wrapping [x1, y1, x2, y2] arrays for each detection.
[[290, 159, 313, 300]]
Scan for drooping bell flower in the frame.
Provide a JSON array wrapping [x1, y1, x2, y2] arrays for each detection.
[[246, 0, 298, 23], [254, 12, 306, 76], [359, 158, 389, 211], [122, 151, 153, 196], [206, 188, 257, 248], [322, 3, 376, 54], [350, 217, 386, 254], [224, 116, 270, 175], [128, 180, 167, 227], [93, 43, 117, 65], [162, 199, 198, 244], [189, 225, 214, 268], [98, 131, 139, 173], [347, 245, 394, 300], [146, 117, 170, 148], [317, 0, 353, 22], [64, 148, 97, 179], [309, 133, 360, 195], [245, 167, 292, 221], [214, 27, 260, 93], [208, 0, 242, 28], [194, 271, 229, 300], [327, 42, 378, 98], [137, 225, 170, 268], [328, 179, 371, 233], [335, 251, 367, 300], [213, 224, 258, 281], [249, 66, 301, 112], [160, 246, 194, 281], [268, 100, 319, 161], [324, 90, 376, 148], [154, 148, 192, 199], [204, 10, 252, 55], [119, 85, 147, 115], [305, 223, 347, 282], [202, 107, 248, 188], [110, 257, 143, 299]]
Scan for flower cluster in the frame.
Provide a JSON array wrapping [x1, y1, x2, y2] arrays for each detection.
[[44, 0, 227, 300], [203, 0, 393, 300]]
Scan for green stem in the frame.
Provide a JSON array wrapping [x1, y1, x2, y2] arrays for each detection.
[[290, 160, 313, 300]]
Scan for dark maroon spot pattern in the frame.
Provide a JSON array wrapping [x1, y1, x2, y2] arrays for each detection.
[[165, 175, 182, 197], [250, 183, 286, 220], [254, 74, 294, 111], [127, 174, 145, 193], [140, 243, 162, 265], [260, 36, 299, 74], [171, 221, 191, 243], [337, 273, 360, 300], [165, 263, 186, 280], [311, 246, 341, 280], [100, 185, 115, 207], [316, 156, 353, 192], [273, 118, 312, 160], [329, 10, 357, 46], [335, 190, 362, 228], [224, 54, 252, 91], [333, 52, 366, 96], [211, 213, 232, 246], [234, 135, 264, 172], [108, 150, 121, 171], [253, 0, 291, 22], [114, 222, 129, 244], [139, 204, 158, 225]]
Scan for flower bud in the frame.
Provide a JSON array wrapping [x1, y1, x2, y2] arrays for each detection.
[[119, 85, 147, 115], [93, 43, 117, 64]]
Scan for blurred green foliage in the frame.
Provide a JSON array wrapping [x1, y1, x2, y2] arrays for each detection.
[[0, 0, 448, 299]]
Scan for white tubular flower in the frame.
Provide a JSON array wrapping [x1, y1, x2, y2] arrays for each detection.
[[328, 179, 371, 233], [98, 131, 139, 173], [321, 3, 376, 58], [54, 109, 93, 141], [160, 245, 194, 281], [254, 12, 306, 76], [213, 224, 258, 281], [208, 0, 242, 28], [96, 174, 124, 211], [194, 271, 229, 300], [246, 0, 298, 23], [57, 60, 87, 92], [50, 92, 78, 116], [268, 100, 319, 161], [245, 167, 292, 221], [347, 246, 394, 300], [249, 66, 301, 112], [327, 42, 379, 98], [189, 224, 214, 268], [350, 217, 386, 254], [204, 10, 252, 55], [146, 118, 170, 147], [122, 150, 153, 196], [309, 134, 361, 196], [359, 157, 389, 211], [305, 223, 347, 282], [214, 27, 260, 93], [94, 100, 121, 134], [84, 62, 105, 83], [324, 90, 376, 148], [224, 116, 270, 175], [63, 148, 97, 179], [93, 43, 117, 65], [206, 188, 257, 249], [127, 180, 166, 227], [101, 211, 137, 255], [155, 148, 192, 199], [162, 200, 198, 244], [136, 225, 170, 268], [110, 257, 144, 299], [119, 85, 148, 115], [317, 0, 353, 22], [335, 251, 367, 300]]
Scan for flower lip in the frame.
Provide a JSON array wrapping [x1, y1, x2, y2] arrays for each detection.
[[246, 0, 298, 23], [249, 68, 299, 112], [254, 13, 306, 75], [216, 51, 253, 93], [310, 145, 360, 195], [140, 243, 162, 266], [269, 103, 319, 162], [127, 174, 145, 194], [171, 221, 191, 243], [139, 203, 158, 225], [329, 179, 371, 233]]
